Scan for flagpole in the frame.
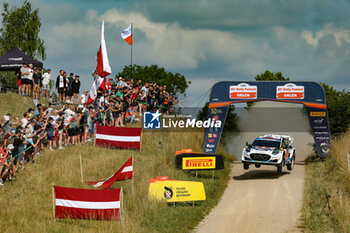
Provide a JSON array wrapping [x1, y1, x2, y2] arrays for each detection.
[[130, 22, 133, 79], [121, 187, 125, 233], [80, 154, 84, 183], [132, 155, 135, 194], [52, 184, 55, 221]]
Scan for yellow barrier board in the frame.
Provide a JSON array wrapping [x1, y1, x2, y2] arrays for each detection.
[[182, 157, 216, 170], [149, 180, 206, 202]]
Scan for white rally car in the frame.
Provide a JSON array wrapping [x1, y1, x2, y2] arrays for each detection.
[[241, 134, 296, 173]]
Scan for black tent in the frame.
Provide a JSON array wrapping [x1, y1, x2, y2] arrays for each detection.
[[0, 47, 43, 71]]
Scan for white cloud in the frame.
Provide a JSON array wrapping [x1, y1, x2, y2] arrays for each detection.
[[301, 24, 350, 47]]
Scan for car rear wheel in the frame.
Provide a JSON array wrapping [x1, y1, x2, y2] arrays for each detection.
[[243, 164, 249, 170], [287, 156, 295, 170]]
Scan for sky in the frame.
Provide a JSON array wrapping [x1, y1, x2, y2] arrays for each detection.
[[1, 0, 350, 107]]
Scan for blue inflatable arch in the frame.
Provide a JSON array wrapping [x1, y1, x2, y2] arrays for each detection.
[[203, 81, 331, 159]]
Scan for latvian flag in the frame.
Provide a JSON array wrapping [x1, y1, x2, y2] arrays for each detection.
[[87, 157, 133, 189], [54, 186, 122, 220], [95, 125, 142, 150]]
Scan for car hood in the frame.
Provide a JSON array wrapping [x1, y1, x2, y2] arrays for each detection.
[[248, 146, 277, 154]]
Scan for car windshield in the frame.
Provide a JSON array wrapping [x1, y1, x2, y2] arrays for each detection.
[[252, 139, 280, 148]]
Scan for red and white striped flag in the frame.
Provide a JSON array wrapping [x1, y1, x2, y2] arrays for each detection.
[[97, 20, 112, 77], [54, 186, 122, 220], [121, 24, 133, 45], [95, 125, 142, 150], [87, 157, 133, 189], [86, 76, 106, 106]]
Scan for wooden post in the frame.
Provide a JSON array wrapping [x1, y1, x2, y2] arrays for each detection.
[[338, 188, 343, 207], [80, 154, 84, 183], [121, 187, 125, 233], [93, 123, 96, 147], [195, 171, 198, 178], [347, 154, 350, 171], [139, 128, 143, 152], [52, 184, 55, 220], [131, 155, 135, 194]]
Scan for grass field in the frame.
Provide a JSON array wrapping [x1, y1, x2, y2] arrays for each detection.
[[302, 131, 350, 233], [0, 93, 234, 233]]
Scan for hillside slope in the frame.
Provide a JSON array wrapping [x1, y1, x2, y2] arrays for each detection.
[[0, 93, 233, 233]]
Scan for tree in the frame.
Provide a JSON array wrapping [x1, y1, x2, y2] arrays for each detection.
[[116, 64, 190, 95], [320, 83, 350, 137], [255, 70, 289, 81], [0, 1, 46, 60], [197, 102, 239, 139]]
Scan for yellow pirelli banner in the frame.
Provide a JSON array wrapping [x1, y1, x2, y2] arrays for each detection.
[[148, 179, 206, 202], [182, 157, 216, 170]]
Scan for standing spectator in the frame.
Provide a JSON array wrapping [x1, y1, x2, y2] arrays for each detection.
[[79, 90, 88, 108], [27, 64, 34, 97], [71, 75, 81, 105], [16, 71, 22, 95], [42, 68, 51, 99], [32, 68, 41, 100], [56, 70, 67, 103], [66, 73, 74, 103], [20, 63, 29, 96]]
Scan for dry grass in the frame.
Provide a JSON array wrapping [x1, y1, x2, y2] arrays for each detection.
[[0, 93, 234, 233], [302, 131, 350, 233]]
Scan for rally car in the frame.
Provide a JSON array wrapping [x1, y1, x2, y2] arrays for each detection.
[[241, 134, 296, 173]]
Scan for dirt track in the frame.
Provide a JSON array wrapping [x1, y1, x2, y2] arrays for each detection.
[[195, 161, 305, 233]]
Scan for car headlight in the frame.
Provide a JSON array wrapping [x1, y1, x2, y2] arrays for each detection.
[[272, 148, 280, 155]]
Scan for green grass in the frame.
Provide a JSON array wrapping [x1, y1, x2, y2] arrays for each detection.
[[0, 93, 234, 233], [301, 132, 350, 233]]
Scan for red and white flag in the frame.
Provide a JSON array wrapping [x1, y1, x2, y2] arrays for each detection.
[[86, 76, 106, 106], [95, 125, 142, 150], [87, 157, 133, 189], [54, 186, 122, 220], [121, 24, 133, 45], [97, 20, 112, 78]]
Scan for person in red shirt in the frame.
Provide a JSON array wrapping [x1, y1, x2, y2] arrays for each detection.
[[0, 139, 10, 186], [106, 78, 113, 93]]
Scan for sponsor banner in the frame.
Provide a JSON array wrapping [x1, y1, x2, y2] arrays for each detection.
[[183, 157, 216, 170], [175, 152, 225, 171], [310, 111, 326, 117], [229, 83, 257, 99], [148, 178, 206, 202], [276, 83, 304, 99], [203, 106, 228, 154], [306, 107, 331, 159]]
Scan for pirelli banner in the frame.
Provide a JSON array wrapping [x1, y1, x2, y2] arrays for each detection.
[[175, 153, 225, 171], [203, 81, 331, 159]]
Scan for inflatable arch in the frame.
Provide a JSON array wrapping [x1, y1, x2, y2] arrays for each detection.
[[203, 81, 331, 159]]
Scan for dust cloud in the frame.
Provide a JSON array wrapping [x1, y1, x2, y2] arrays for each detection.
[[224, 101, 314, 162]]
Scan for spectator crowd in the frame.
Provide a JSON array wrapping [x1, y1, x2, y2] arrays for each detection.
[[1, 72, 178, 186]]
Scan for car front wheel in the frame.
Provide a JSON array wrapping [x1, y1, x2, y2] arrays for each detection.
[[243, 164, 249, 170]]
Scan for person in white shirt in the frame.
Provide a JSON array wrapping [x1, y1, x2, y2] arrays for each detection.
[[42, 68, 51, 98], [27, 64, 34, 96], [79, 90, 88, 108], [20, 63, 29, 96]]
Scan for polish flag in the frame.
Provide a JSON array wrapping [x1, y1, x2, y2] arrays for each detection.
[[54, 186, 122, 220], [97, 20, 112, 78], [95, 125, 142, 150], [121, 24, 133, 45], [87, 157, 133, 189], [86, 76, 106, 106]]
